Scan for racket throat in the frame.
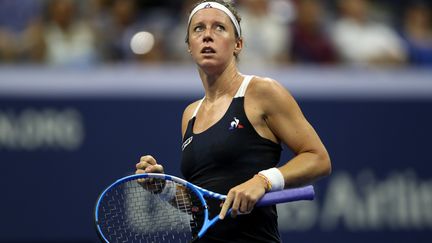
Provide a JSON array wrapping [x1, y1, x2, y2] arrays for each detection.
[[190, 204, 208, 239]]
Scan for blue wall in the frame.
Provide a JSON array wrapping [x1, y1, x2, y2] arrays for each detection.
[[0, 67, 431, 242]]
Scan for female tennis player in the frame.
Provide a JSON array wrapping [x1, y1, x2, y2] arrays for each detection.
[[136, 1, 331, 242]]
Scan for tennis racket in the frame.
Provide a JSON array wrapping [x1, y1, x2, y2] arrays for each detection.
[[94, 173, 315, 243]]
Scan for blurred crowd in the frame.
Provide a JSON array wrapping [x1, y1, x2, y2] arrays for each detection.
[[0, 0, 431, 67]]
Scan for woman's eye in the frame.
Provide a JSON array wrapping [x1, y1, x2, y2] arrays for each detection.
[[216, 25, 225, 31], [194, 26, 203, 32]]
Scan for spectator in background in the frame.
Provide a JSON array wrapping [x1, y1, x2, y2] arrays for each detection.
[[93, 0, 139, 62], [290, 0, 338, 64], [236, 0, 291, 67], [43, 0, 98, 66], [95, 0, 167, 63], [398, 2, 432, 66], [133, 2, 174, 63], [331, 0, 406, 66], [0, 24, 18, 61], [0, 0, 44, 62], [166, 0, 198, 63]]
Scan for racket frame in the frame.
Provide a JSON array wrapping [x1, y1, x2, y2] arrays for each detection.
[[94, 173, 315, 242], [94, 173, 224, 242]]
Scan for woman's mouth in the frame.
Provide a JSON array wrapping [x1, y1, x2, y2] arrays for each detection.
[[201, 47, 216, 54]]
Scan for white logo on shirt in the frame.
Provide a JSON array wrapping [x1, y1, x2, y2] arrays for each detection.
[[182, 136, 193, 151], [229, 117, 244, 130]]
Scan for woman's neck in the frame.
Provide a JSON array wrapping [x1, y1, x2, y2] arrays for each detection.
[[199, 61, 242, 102]]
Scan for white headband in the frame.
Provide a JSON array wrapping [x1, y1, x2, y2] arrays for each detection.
[[188, 2, 242, 37]]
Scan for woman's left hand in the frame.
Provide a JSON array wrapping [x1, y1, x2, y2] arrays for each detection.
[[219, 175, 268, 219]]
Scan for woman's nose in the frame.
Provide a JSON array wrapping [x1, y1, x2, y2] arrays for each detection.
[[202, 28, 213, 42]]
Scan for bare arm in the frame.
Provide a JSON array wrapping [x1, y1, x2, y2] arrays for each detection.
[[252, 77, 331, 187], [220, 77, 331, 219]]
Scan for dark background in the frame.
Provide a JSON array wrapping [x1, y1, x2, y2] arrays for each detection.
[[1, 66, 431, 242]]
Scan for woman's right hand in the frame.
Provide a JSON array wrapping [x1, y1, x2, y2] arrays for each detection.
[[135, 155, 164, 174], [135, 155, 165, 193]]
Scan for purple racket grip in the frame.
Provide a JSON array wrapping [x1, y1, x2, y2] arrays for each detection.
[[255, 185, 315, 207]]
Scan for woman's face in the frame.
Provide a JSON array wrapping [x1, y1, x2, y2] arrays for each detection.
[[187, 8, 241, 70]]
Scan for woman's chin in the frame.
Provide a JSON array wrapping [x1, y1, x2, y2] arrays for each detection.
[[197, 59, 224, 71]]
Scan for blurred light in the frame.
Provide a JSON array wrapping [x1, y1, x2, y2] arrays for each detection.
[[130, 31, 155, 55]]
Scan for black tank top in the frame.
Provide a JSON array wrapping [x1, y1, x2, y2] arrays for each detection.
[[181, 75, 282, 243]]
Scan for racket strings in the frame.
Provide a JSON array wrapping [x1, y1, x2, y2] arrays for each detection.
[[97, 178, 204, 243]]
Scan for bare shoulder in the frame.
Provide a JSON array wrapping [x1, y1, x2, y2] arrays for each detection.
[[183, 99, 201, 119], [244, 75, 304, 121], [181, 99, 202, 137], [247, 75, 291, 98], [246, 75, 296, 110]]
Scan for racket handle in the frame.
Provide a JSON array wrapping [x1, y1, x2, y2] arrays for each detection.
[[255, 185, 315, 207]]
